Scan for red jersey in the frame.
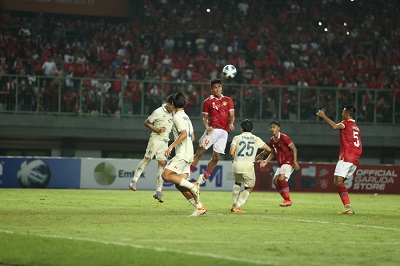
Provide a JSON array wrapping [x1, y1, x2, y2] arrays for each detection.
[[339, 119, 362, 166], [270, 133, 294, 167], [202, 95, 234, 132]]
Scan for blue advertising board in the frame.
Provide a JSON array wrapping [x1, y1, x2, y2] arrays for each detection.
[[0, 157, 81, 188]]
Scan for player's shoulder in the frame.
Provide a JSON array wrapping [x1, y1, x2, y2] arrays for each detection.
[[342, 119, 359, 128], [280, 132, 289, 138], [280, 133, 292, 142], [232, 134, 240, 142], [222, 95, 233, 101], [203, 96, 213, 104], [152, 105, 163, 112], [253, 134, 263, 141], [173, 110, 183, 118], [206, 95, 216, 100]]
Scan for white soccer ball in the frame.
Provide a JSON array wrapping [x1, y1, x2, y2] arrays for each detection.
[[17, 159, 51, 188], [222, 64, 237, 79]]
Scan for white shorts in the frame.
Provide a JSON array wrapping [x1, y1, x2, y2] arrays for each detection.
[[198, 128, 228, 154], [233, 171, 256, 188], [274, 164, 294, 181], [145, 138, 168, 161], [165, 157, 191, 175], [334, 160, 357, 179]]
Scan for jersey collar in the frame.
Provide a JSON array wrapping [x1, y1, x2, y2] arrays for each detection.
[[162, 103, 168, 112], [210, 94, 224, 99], [273, 132, 281, 141]]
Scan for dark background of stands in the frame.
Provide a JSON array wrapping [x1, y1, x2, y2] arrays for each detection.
[[0, 0, 399, 164]]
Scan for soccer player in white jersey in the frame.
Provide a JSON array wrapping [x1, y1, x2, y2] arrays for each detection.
[[162, 92, 205, 217], [129, 95, 174, 203], [230, 119, 271, 212]]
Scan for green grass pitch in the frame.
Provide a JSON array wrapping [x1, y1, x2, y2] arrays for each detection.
[[0, 189, 399, 266]]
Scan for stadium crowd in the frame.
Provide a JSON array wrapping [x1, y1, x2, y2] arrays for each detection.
[[0, 0, 399, 122]]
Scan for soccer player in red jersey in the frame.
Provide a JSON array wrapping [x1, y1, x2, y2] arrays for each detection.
[[191, 79, 235, 186], [257, 121, 300, 207], [317, 105, 362, 214]]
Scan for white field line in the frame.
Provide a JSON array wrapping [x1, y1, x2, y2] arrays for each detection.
[[194, 212, 400, 231], [257, 215, 400, 231], [264, 241, 400, 245], [0, 230, 274, 266], [128, 239, 400, 245]]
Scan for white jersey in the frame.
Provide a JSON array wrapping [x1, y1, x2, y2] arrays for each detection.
[[231, 132, 266, 173], [148, 103, 173, 142], [172, 110, 194, 163]]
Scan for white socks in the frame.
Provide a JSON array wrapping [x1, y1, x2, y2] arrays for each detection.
[[188, 198, 203, 209], [236, 190, 250, 208], [156, 167, 164, 192], [179, 178, 195, 190], [232, 184, 241, 206], [197, 174, 206, 185], [132, 158, 150, 182]]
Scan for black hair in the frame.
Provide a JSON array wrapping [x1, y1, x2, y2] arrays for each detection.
[[172, 91, 188, 108], [210, 79, 222, 87], [269, 120, 280, 127], [344, 105, 356, 117], [166, 94, 174, 104], [241, 119, 253, 132]]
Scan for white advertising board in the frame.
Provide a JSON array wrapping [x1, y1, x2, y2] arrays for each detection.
[[80, 158, 235, 191]]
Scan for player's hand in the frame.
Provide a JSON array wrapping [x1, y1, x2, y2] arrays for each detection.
[[206, 126, 213, 134], [293, 162, 300, 170], [255, 154, 263, 162], [260, 160, 268, 168], [164, 146, 173, 157], [156, 127, 166, 134], [229, 124, 235, 131], [316, 110, 324, 117]]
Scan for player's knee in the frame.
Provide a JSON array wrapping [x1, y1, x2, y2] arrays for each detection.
[[334, 175, 344, 186], [273, 175, 284, 184], [196, 147, 207, 157], [245, 187, 254, 193], [162, 171, 169, 181], [158, 160, 167, 168], [212, 153, 221, 162]]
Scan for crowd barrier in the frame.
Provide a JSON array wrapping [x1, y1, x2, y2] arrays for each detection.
[[1, 74, 399, 124], [0, 157, 399, 194]]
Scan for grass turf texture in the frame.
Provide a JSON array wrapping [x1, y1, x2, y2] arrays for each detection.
[[0, 189, 399, 266]]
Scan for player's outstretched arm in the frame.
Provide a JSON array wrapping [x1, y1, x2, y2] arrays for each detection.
[[316, 110, 344, 130]]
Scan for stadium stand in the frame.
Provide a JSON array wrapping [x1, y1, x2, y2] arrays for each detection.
[[0, 0, 399, 122]]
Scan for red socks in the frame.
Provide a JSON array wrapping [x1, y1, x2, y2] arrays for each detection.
[[190, 165, 212, 179], [275, 181, 281, 195], [337, 183, 351, 206], [277, 180, 291, 201], [203, 169, 212, 179]]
